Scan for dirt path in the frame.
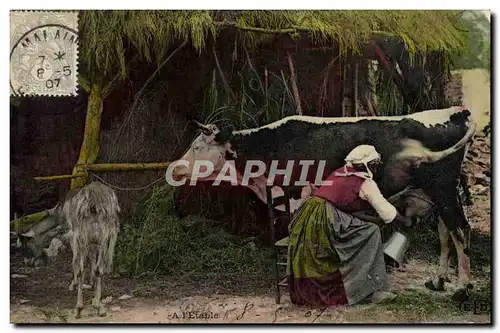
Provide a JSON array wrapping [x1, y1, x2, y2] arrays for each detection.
[[10, 244, 493, 324], [10, 290, 490, 324]]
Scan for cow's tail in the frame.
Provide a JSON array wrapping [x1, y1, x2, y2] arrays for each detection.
[[395, 120, 477, 164]]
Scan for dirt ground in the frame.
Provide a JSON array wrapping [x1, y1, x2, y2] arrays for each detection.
[[9, 164, 492, 324], [10, 219, 492, 325], [10, 69, 492, 323]]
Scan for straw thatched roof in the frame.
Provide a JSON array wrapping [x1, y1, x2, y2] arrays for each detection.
[[79, 10, 468, 82]]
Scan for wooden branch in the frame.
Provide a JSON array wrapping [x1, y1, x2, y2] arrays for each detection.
[[286, 46, 337, 52], [213, 46, 236, 101], [318, 53, 341, 116], [216, 21, 297, 35], [35, 174, 85, 181], [10, 211, 49, 230], [215, 21, 398, 42], [372, 40, 412, 108], [77, 76, 91, 93], [244, 47, 264, 95], [342, 58, 347, 117], [363, 94, 379, 116], [286, 51, 303, 115], [118, 41, 188, 138], [264, 67, 268, 112], [34, 162, 173, 183], [87, 162, 172, 172], [353, 62, 359, 117], [102, 71, 123, 98]]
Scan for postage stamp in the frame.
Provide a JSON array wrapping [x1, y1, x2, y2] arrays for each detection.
[[10, 11, 79, 97]]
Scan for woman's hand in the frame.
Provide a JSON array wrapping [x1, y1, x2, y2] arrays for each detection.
[[394, 212, 412, 228], [300, 183, 318, 199]]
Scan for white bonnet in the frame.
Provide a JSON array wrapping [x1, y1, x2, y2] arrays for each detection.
[[345, 145, 381, 165], [344, 145, 381, 179]]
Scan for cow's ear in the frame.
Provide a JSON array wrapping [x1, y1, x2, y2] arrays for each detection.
[[215, 125, 233, 143]]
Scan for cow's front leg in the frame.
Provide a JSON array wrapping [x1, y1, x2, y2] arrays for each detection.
[[425, 217, 452, 291], [450, 226, 473, 301]]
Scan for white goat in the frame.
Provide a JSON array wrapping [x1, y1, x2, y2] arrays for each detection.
[[16, 182, 121, 318]]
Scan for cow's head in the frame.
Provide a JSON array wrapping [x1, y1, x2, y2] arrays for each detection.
[[168, 120, 311, 213], [168, 120, 236, 184]]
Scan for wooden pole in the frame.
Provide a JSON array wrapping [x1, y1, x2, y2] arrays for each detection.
[[35, 174, 85, 181], [88, 162, 172, 172], [371, 41, 412, 112], [286, 51, 303, 115], [341, 58, 347, 117], [353, 60, 359, 117], [35, 162, 173, 181], [10, 211, 49, 230], [266, 186, 280, 304], [435, 51, 446, 109], [71, 83, 104, 189]]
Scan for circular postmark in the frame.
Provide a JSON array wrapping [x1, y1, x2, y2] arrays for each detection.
[[10, 24, 78, 96]]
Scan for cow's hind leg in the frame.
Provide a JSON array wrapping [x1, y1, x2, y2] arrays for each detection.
[[425, 217, 452, 291], [434, 193, 473, 301], [450, 226, 473, 301]]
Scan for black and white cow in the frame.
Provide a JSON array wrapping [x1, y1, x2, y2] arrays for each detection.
[[167, 106, 477, 301]]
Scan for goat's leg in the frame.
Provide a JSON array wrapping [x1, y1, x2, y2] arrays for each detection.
[[69, 247, 91, 291], [74, 255, 85, 318], [93, 251, 106, 317], [90, 249, 99, 308], [425, 217, 452, 291], [68, 234, 77, 291], [93, 269, 106, 317], [89, 256, 97, 289], [69, 270, 78, 291]]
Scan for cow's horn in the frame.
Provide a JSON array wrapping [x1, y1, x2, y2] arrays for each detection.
[[193, 120, 213, 135]]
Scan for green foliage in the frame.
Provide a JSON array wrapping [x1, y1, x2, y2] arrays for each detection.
[[451, 11, 490, 70], [114, 185, 271, 278], [79, 11, 217, 84], [374, 69, 406, 116], [79, 10, 468, 85], [199, 62, 295, 130]]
